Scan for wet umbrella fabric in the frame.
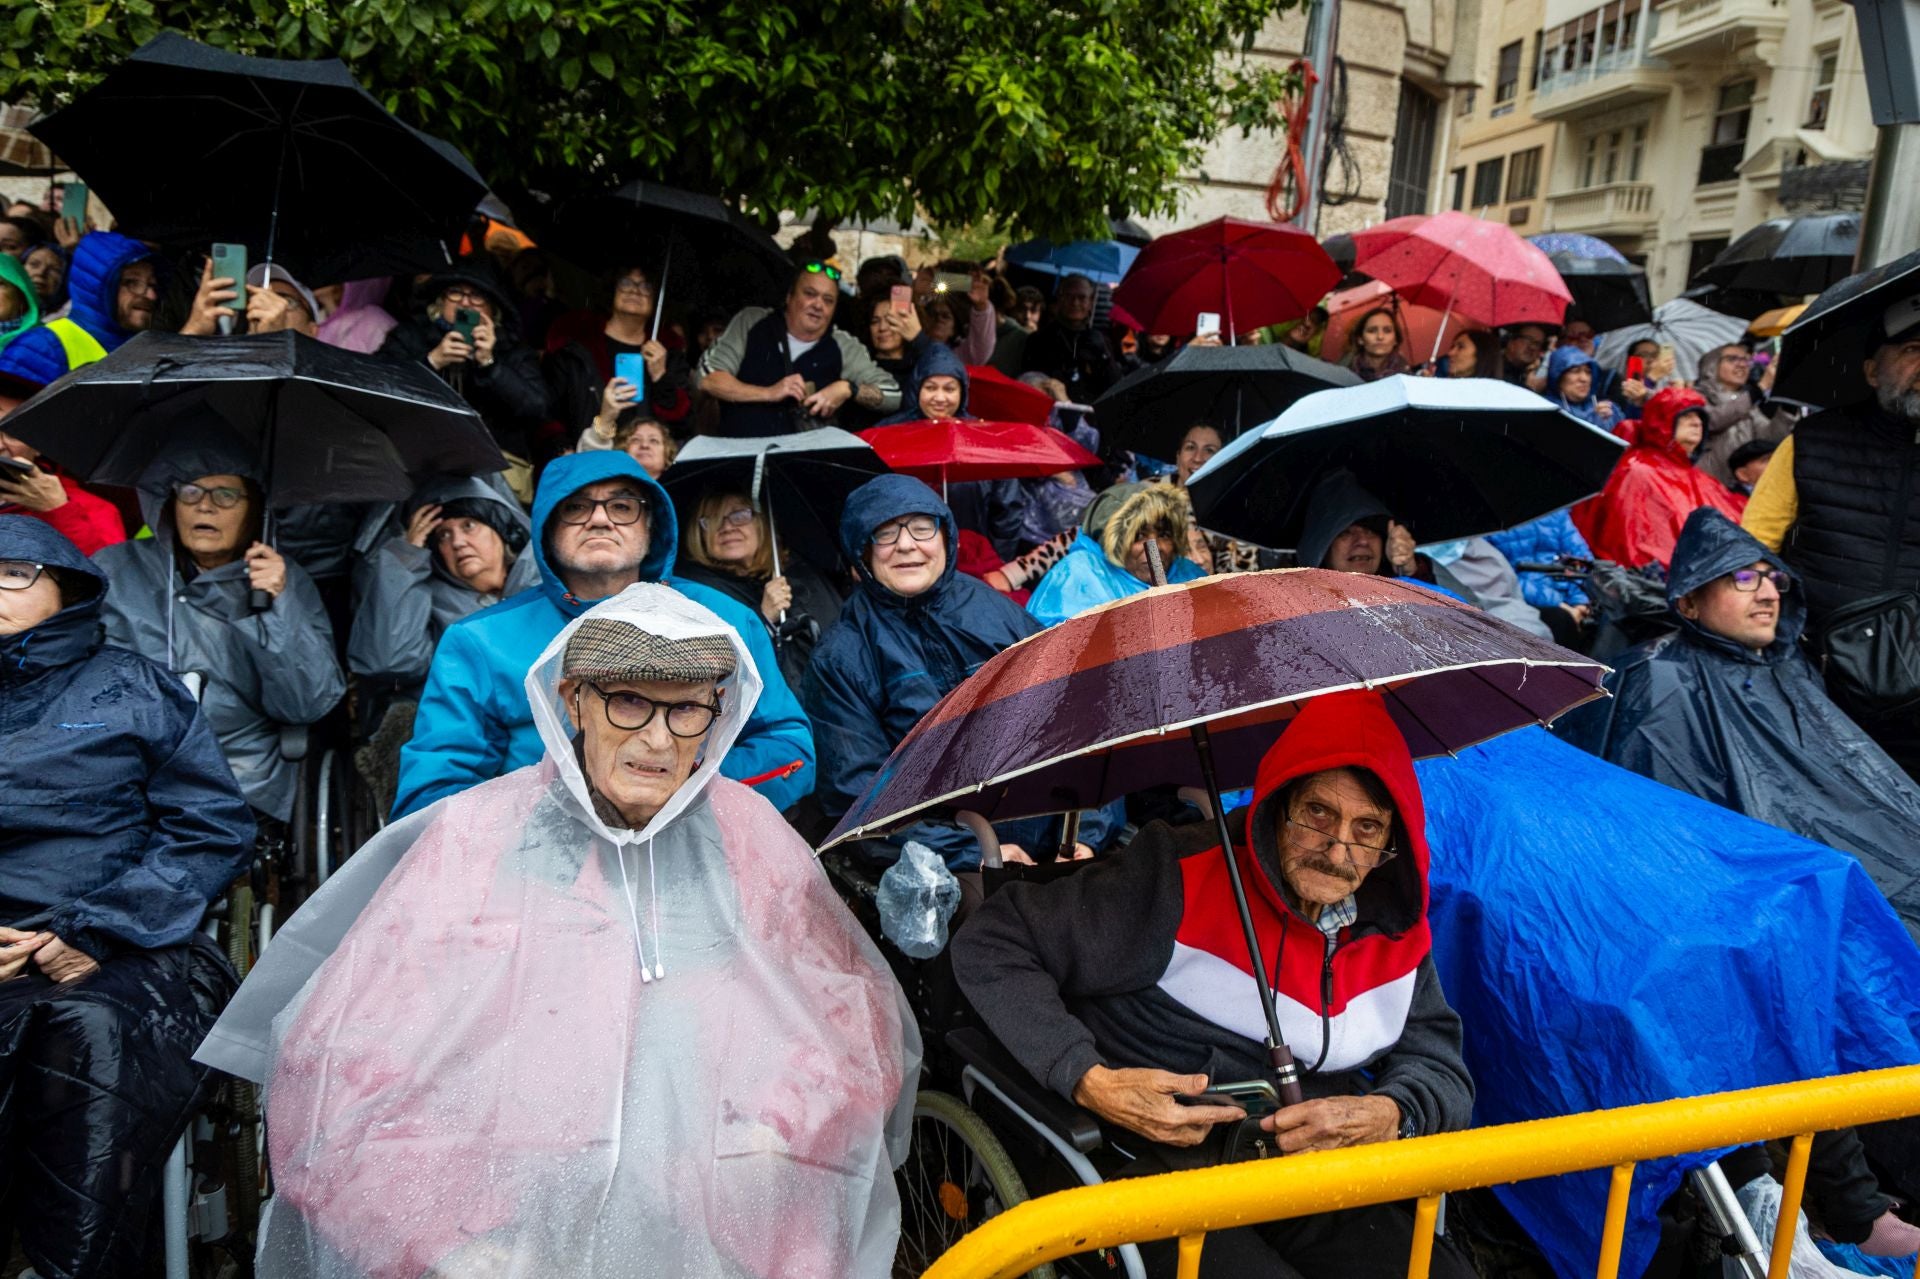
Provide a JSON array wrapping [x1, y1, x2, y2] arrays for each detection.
[[1320, 279, 1459, 365], [1113, 217, 1342, 337], [965, 365, 1057, 428], [1004, 238, 1140, 286], [1774, 246, 1920, 408], [32, 33, 485, 283], [1185, 375, 1623, 550], [1593, 298, 1749, 381], [858, 420, 1099, 487], [1094, 343, 1360, 463], [0, 331, 501, 507], [1529, 234, 1652, 332], [822, 568, 1605, 843], [661, 428, 885, 574], [1698, 213, 1861, 297], [1352, 212, 1571, 332]]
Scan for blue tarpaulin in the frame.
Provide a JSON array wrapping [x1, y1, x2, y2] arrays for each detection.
[[1416, 727, 1920, 1279]]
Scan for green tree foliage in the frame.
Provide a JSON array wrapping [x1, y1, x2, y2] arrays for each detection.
[[2, 0, 1302, 237]]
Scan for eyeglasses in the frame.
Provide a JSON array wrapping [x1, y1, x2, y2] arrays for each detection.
[[614, 278, 656, 295], [803, 261, 842, 282], [443, 287, 489, 308], [555, 493, 647, 526], [699, 507, 757, 532], [1283, 815, 1398, 868], [0, 560, 47, 591], [1728, 568, 1792, 593], [1720, 353, 1753, 364], [871, 515, 940, 546], [175, 482, 248, 510], [581, 682, 719, 737]]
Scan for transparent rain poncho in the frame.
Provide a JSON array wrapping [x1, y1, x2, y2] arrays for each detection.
[[198, 584, 919, 1278]]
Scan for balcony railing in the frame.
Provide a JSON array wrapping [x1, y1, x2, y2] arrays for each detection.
[[1545, 181, 1657, 233], [1650, 0, 1788, 57], [1698, 140, 1745, 185]]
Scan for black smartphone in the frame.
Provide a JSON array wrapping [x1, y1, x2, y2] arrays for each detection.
[[0, 455, 35, 476], [1176, 1079, 1281, 1117]]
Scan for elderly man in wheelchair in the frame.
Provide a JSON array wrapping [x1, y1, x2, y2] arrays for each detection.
[[953, 690, 1476, 1279], [0, 517, 256, 1277]]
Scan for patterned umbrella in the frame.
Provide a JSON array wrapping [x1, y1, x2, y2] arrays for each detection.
[[1527, 233, 1628, 262]]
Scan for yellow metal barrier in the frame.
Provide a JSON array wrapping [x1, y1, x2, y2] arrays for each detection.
[[923, 1063, 1920, 1279]]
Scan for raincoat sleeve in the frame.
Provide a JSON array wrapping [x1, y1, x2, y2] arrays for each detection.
[[346, 537, 438, 684], [45, 676, 255, 960], [37, 478, 127, 555], [392, 621, 513, 817], [1742, 434, 1797, 553], [954, 843, 1180, 1098], [664, 586, 814, 810], [254, 567, 347, 726]]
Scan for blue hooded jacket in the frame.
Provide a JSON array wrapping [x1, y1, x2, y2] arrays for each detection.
[[873, 344, 1030, 559], [1544, 344, 1608, 427], [1484, 508, 1592, 608], [0, 515, 255, 960], [802, 474, 1111, 867], [393, 451, 816, 818], [0, 232, 153, 387]]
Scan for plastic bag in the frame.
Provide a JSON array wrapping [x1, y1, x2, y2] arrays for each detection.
[[877, 840, 962, 958], [1731, 1177, 1877, 1279]]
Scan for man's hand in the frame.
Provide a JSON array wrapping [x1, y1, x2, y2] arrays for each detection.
[[244, 284, 296, 335], [244, 542, 287, 599], [404, 503, 444, 549], [1259, 1094, 1402, 1152], [0, 463, 67, 512], [428, 329, 475, 371], [1559, 602, 1591, 628], [802, 380, 852, 418], [1072, 1066, 1249, 1147], [182, 259, 241, 336], [1385, 520, 1419, 575], [641, 338, 668, 383], [471, 317, 497, 368], [33, 936, 100, 985], [0, 928, 50, 982], [766, 373, 808, 404], [1595, 400, 1617, 424]]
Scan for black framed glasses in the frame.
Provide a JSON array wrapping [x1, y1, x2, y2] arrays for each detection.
[[614, 276, 656, 296], [803, 261, 842, 282], [1283, 815, 1398, 868], [0, 560, 47, 592], [555, 492, 648, 526], [871, 515, 940, 546], [699, 507, 756, 532], [582, 683, 719, 737], [1728, 568, 1792, 593], [174, 482, 248, 510]]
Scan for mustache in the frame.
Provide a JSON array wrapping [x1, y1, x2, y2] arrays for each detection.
[[1295, 855, 1361, 884]]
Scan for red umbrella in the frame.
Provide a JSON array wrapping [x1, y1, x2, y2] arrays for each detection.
[[1350, 211, 1571, 349], [964, 365, 1055, 426], [858, 419, 1099, 495], [1112, 217, 1341, 339], [1320, 278, 1462, 364]]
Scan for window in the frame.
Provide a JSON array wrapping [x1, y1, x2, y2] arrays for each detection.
[[1506, 147, 1542, 201], [1806, 47, 1838, 128], [1628, 123, 1647, 180], [1385, 83, 1441, 217], [1450, 167, 1467, 210], [1687, 236, 1731, 286], [1496, 41, 1523, 103], [1472, 157, 1506, 207], [1584, 130, 1627, 186], [1700, 79, 1754, 183]]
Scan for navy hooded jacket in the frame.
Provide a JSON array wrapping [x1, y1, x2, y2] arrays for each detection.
[[0, 232, 153, 387], [1557, 507, 1920, 935], [874, 344, 1029, 559], [0, 515, 255, 960]]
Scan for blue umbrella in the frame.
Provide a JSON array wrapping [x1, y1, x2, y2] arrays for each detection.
[[1527, 232, 1628, 263], [1004, 238, 1140, 285]]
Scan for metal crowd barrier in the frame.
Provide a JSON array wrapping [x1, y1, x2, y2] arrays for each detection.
[[923, 1064, 1920, 1279]]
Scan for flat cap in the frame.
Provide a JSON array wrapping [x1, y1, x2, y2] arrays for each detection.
[[563, 618, 737, 684]]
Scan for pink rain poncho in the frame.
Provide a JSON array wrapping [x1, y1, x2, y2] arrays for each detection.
[[198, 584, 918, 1278]]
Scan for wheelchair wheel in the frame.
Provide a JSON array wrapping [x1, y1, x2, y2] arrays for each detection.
[[895, 1089, 1056, 1279]]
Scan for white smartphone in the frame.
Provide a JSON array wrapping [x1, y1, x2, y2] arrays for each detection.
[[1195, 312, 1222, 338]]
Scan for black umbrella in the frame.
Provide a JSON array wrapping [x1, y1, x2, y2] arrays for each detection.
[[1108, 215, 1155, 248], [1093, 343, 1360, 464], [0, 331, 502, 508], [31, 33, 487, 282], [1696, 214, 1861, 297], [1533, 249, 1652, 332], [1186, 375, 1624, 550], [1774, 246, 1920, 408], [660, 428, 886, 580], [545, 181, 794, 334]]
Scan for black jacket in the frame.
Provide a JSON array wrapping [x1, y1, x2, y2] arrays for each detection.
[[1785, 401, 1920, 626], [1020, 321, 1120, 399]]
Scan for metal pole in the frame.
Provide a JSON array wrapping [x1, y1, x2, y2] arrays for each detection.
[[652, 239, 673, 343], [1297, 0, 1344, 234], [1859, 125, 1920, 269]]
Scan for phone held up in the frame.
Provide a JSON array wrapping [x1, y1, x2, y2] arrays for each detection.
[[452, 307, 481, 344], [890, 284, 913, 315], [1195, 312, 1222, 340], [59, 182, 88, 229], [209, 243, 248, 313], [612, 352, 648, 404]]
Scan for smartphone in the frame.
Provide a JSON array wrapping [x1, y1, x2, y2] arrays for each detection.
[[452, 307, 480, 343], [934, 271, 972, 295], [890, 284, 913, 315], [209, 243, 248, 312], [0, 455, 34, 475], [612, 352, 647, 403], [1625, 355, 1645, 380], [1195, 312, 1222, 339], [1175, 1079, 1281, 1118], [60, 181, 88, 228]]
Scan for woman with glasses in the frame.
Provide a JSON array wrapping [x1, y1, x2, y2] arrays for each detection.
[[1692, 343, 1788, 486], [549, 262, 692, 438], [91, 432, 345, 823], [674, 488, 842, 688]]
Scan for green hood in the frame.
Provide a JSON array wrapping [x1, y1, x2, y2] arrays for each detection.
[[0, 253, 42, 355]]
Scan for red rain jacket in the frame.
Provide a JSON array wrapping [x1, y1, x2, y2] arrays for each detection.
[[1573, 387, 1746, 571]]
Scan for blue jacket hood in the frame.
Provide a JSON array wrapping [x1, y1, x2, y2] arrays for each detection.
[[0, 514, 107, 680], [1666, 506, 1803, 661], [1547, 345, 1601, 413], [876, 343, 972, 426], [838, 473, 960, 604], [67, 231, 153, 350], [529, 450, 676, 615]]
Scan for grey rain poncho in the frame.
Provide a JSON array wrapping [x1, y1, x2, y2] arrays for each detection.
[[198, 583, 919, 1278]]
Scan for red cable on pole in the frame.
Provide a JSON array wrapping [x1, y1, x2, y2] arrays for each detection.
[[1266, 58, 1320, 225]]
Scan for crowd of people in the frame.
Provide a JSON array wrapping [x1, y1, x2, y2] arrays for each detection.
[[4, 175, 1920, 1279]]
